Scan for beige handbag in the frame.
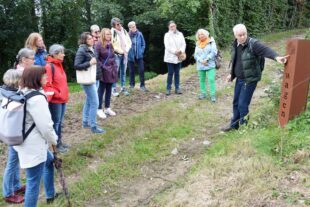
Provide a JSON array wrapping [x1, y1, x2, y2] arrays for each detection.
[[178, 52, 186, 61], [76, 64, 96, 84]]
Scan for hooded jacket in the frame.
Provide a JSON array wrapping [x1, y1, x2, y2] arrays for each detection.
[[43, 56, 69, 103]]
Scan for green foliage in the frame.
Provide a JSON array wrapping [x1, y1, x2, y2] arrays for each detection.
[[305, 28, 310, 39], [0, 0, 309, 81]]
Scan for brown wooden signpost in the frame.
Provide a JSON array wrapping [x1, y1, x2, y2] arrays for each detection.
[[278, 39, 310, 127]]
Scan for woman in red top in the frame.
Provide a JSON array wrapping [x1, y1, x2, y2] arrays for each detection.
[[43, 44, 69, 153]]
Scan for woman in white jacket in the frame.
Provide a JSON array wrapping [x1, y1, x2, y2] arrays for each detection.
[[14, 66, 58, 207], [164, 21, 186, 95]]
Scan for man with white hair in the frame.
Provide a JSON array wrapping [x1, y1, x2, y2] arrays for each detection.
[[222, 24, 288, 132], [127, 21, 148, 92]]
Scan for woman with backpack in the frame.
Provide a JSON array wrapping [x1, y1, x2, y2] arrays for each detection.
[[194, 29, 218, 102], [74, 32, 105, 134], [95, 28, 118, 120], [1, 69, 25, 204], [43, 44, 69, 153], [13, 66, 58, 206], [25, 33, 48, 66]]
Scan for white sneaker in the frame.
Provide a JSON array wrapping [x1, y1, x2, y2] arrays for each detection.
[[97, 109, 107, 119], [104, 108, 116, 116], [112, 88, 119, 97]]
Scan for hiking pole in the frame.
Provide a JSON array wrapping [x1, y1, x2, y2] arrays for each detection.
[[52, 145, 72, 207]]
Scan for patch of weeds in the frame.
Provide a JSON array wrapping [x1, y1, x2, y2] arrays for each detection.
[[76, 146, 96, 158], [73, 102, 84, 113], [283, 191, 304, 205], [68, 82, 82, 93]]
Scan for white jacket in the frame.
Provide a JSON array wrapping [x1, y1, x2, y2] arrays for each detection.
[[111, 27, 132, 55], [164, 30, 186, 64], [14, 88, 57, 169]]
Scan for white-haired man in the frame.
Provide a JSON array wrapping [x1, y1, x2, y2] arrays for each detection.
[[222, 24, 288, 132], [127, 21, 148, 92]]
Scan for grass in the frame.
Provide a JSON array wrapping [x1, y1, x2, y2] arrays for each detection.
[[38, 95, 221, 206], [1, 29, 308, 207]]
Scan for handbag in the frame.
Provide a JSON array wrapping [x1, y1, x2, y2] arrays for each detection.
[[178, 52, 186, 61], [76, 52, 97, 84]]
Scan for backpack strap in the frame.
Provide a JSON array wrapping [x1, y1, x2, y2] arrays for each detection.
[[48, 63, 55, 81], [22, 91, 47, 141]]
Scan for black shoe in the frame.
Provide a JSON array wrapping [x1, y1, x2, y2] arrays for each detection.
[[46, 192, 62, 204], [221, 125, 237, 132]]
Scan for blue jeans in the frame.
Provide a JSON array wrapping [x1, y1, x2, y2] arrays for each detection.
[[24, 151, 55, 207], [98, 81, 112, 109], [166, 63, 181, 91], [82, 83, 99, 128], [49, 103, 66, 145], [114, 54, 127, 88], [128, 58, 145, 87], [2, 147, 21, 197], [231, 79, 257, 128]]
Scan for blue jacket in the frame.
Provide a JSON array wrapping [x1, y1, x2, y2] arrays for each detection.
[[194, 37, 217, 70], [128, 30, 145, 61], [34, 48, 47, 66]]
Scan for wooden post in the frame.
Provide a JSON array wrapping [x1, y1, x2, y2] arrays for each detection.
[[278, 39, 310, 127]]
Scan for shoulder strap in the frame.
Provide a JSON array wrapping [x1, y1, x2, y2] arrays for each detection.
[[48, 63, 55, 81], [248, 38, 258, 54], [22, 90, 47, 141]]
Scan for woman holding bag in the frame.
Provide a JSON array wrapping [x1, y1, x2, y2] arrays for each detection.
[[74, 32, 105, 134], [95, 28, 118, 119]]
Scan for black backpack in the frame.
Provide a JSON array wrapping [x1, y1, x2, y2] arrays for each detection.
[[248, 38, 265, 71]]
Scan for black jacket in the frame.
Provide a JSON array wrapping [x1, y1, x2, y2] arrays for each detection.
[[230, 38, 278, 83], [74, 44, 102, 80]]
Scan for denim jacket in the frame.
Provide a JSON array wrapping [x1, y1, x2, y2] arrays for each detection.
[[194, 37, 217, 70], [128, 30, 146, 61]]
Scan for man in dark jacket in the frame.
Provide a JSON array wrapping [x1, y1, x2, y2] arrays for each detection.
[[222, 24, 288, 132], [127, 21, 148, 92]]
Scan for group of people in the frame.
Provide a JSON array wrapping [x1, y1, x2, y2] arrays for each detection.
[[0, 19, 288, 207]]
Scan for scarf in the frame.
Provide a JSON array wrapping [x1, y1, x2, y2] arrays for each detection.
[[197, 38, 210, 49], [129, 30, 138, 38]]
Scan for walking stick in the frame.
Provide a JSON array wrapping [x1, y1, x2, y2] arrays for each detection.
[[52, 145, 72, 207]]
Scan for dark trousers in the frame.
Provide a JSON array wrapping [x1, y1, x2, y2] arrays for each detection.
[[98, 81, 112, 109], [166, 63, 181, 91], [231, 79, 257, 128], [128, 58, 145, 87]]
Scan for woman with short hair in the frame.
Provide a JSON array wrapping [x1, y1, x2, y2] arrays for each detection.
[[74, 32, 105, 134], [194, 29, 218, 102], [14, 66, 58, 206], [14, 48, 35, 71], [1, 69, 25, 204], [43, 44, 69, 153], [25, 33, 47, 66]]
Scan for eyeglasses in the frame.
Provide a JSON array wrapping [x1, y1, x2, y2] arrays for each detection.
[[116, 23, 121, 26], [94, 31, 100, 34], [26, 57, 35, 60]]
